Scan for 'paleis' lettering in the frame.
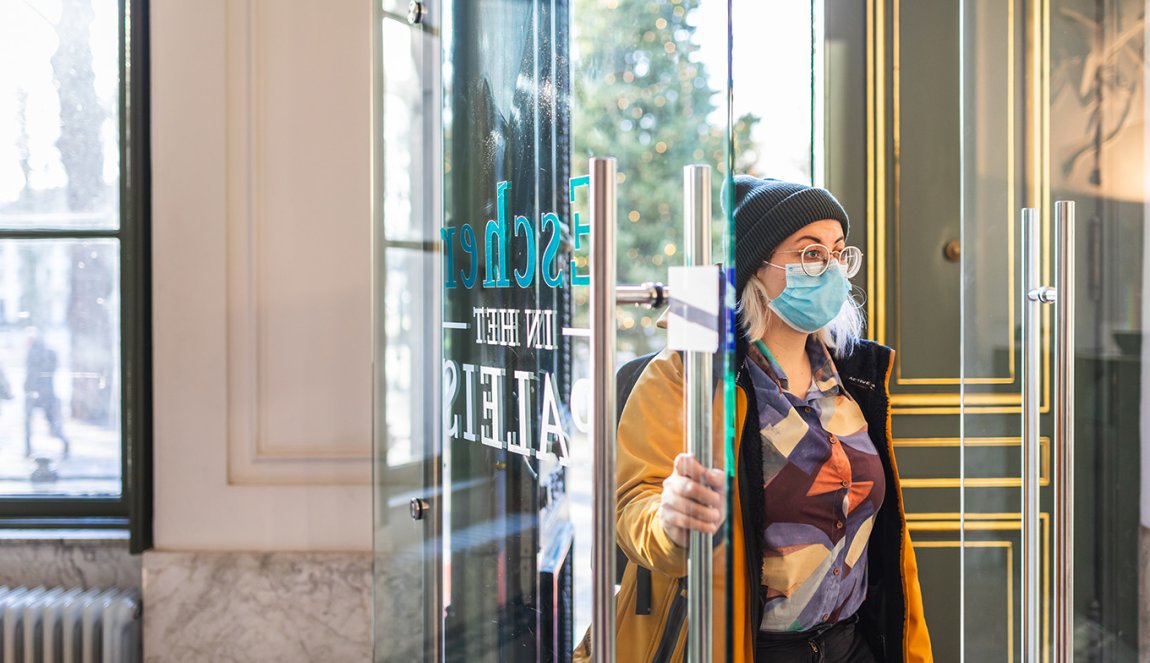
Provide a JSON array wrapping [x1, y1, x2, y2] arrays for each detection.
[[443, 359, 576, 465]]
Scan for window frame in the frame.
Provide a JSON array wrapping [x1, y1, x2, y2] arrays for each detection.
[[0, 0, 152, 553]]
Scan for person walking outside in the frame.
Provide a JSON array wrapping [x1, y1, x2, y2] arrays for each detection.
[[24, 327, 70, 458]]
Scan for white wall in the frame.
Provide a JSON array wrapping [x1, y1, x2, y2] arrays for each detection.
[[150, 0, 373, 552]]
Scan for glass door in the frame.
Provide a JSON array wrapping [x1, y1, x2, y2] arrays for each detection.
[[960, 0, 1149, 660], [956, 1, 1035, 660], [373, 0, 740, 661]]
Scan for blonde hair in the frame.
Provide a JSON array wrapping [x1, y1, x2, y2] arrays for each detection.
[[737, 274, 865, 358]]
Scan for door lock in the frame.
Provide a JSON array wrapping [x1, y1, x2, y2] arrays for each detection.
[[409, 498, 430, 521], [407, 1, 425, 25]]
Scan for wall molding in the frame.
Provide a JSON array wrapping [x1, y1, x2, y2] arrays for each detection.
[[224, 0, 372, 485]]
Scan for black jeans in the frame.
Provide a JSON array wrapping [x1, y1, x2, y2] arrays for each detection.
[[754, 613, 876, 662]]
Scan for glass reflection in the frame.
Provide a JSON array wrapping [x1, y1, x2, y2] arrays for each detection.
[[0, 240, 121, 496], [0, 0, 121, 231]]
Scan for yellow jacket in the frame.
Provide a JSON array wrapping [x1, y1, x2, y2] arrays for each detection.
[[575, 341, 932, 662]]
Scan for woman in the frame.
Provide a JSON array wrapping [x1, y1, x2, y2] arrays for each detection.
[[576, 176, 932, 662]]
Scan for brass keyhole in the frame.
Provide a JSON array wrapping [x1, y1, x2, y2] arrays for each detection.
[[943, 240, 961, 263]]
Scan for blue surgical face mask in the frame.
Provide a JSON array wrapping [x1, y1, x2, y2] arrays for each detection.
[[766, 262, 851, 333]]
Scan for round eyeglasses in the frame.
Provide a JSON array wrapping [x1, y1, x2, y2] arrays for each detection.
[[764, 244, 863, 278]]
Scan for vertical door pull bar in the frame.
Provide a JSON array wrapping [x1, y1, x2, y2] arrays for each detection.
[[1053, 201, 1075, 662], [1022, 202, 1076, 660], [1021, 208, 1043, 662], [589, 157, 618, 663], [683, 164, 713, 663]]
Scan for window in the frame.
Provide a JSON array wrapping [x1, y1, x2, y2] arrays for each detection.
[[730, 0, 819, 185], [0, 0, 150, 547]]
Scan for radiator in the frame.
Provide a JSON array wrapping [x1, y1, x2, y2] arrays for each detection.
[[0, 586, 140, 663]]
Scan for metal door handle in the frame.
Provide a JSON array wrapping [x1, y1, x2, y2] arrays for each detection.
[[1021, 207, 1042, 662], [589, 156, 618, 663], [1021, 202, 1075, 662], [1053, 201, 1075, 662], [682, 164, 713, 663], [590, 159, 718, 663], [616, 282, 669, 308]]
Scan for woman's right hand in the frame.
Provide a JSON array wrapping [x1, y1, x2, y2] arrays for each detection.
[[658, 453, 727, 548]]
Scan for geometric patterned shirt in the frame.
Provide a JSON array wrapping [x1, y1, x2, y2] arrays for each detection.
[[744, 337, 886, 632]]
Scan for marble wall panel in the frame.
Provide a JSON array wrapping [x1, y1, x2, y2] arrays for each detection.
[[0, 533, 140, 589], [372, 550, 424, 660], [142, 551, 372, 662]]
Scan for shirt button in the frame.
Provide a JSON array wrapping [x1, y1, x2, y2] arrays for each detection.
[[822, 613, 830, 622], [829, 435, 838, 444], [833, 568, 840, 576], [835, 520, 844, 529]]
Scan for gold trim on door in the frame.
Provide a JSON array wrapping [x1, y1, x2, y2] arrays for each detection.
[[914, 540, 1016, 660], [909, 513, 1051, 663], [868, 0, 1052, 415], [894, 437, 1050, 489], [892, 0, 1017, 387], [866, 0, 886, 347]]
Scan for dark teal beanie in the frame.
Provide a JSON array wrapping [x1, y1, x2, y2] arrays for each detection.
[[732, 175, 850, 298]]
